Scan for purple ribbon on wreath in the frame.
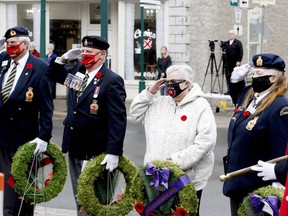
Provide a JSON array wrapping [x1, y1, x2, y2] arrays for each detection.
[[146, 162, 170, 191], [250, 193, 279, 216]]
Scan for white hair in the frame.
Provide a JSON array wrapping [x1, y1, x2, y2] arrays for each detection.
[[47, 43, 55, 50], [166, 64, 195, 84], [18, 36, 31, 49]]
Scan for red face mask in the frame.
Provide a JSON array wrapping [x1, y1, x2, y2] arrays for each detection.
[[6, 41, 24, 58], [81, 50, 102, 69]]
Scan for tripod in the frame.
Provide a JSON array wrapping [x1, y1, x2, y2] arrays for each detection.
[[202, 49, 220, 93], [214, 49, 228, 94]]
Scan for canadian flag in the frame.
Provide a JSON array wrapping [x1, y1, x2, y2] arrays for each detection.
[[279, 148, 288, 216], [279, 176, 288, 216]]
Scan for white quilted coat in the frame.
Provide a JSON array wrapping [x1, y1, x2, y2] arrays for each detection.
[[129, 83, 217, 191]]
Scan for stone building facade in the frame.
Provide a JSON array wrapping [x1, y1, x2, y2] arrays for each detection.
[[167, 0, 288, 94]]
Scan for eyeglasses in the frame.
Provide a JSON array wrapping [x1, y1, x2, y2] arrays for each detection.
[[165, 79, 186, 84]]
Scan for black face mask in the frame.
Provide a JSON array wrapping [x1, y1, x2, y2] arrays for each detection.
[[166, 81, 188, 98], [252, 75, 273, 93]]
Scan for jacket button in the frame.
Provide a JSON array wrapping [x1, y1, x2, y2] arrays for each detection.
[[70, 127, 73, 130], [10, 118, 13, 121], [73, 111, 77, 114], [18, 108, 22, 111]]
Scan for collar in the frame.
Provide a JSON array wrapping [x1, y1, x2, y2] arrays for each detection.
[[254, 91, 270, 105], [86, 64, 102, 78], [12, 51, 29, 68]]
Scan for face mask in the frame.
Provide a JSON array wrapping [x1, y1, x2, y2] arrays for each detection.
[[6, 42, 24, 57], [252, 75, 273, 93], [81, 50, 102, 69], [166, 81, 188, 98]]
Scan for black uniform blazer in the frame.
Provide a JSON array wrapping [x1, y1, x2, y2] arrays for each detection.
[[49, 60, 127, 160], [0, 52, 53, 150], [226, 39, 243, 73]]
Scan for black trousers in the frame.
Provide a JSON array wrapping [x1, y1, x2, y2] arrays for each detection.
[[230, 196, 244, 216], [0, 146, 34, 216], [196, 190, 203, 216]]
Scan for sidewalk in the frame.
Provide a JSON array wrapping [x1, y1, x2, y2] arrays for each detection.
[[35, 206, 76, 216]]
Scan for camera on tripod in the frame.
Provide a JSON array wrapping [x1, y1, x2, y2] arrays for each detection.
[[208, 40, 218, 52], [220, 41, 228, 53]]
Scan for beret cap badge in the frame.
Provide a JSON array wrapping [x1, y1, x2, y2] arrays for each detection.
[[84, 39, 88, 46], [256, 56, 263, 67], [10, 30, 16, 37]]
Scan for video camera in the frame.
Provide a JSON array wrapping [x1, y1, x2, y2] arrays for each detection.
[[220, 41, 228, 52], [208, 40, 218, 52]]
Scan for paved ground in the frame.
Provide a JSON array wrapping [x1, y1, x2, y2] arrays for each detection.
[[33, 97, 233, 216]]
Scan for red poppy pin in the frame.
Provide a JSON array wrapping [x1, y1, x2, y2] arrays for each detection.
[[95, 72, 102, 79], [243, 110, 251, 117], [181, 115, 187, 121], [234, 106, 240, 113], [26, 63, 33, 69]]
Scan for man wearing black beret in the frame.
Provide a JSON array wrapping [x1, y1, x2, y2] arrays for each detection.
[[48, 35, 127, 215], [0, 27, 53, 215]]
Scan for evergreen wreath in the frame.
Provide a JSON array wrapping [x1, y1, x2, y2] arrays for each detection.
[[238, 185, 284, 216], [11, 141, 68, 204], [138, 160, 198, 216], [77, 154, 144, 216]]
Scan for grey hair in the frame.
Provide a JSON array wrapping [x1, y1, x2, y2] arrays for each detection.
[[166, 64, 194, 84], [47, 43, 55, 49], [18, 36, 31, 49]]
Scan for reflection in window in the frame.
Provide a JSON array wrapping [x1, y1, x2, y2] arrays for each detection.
[[90, 3, 111, 25]]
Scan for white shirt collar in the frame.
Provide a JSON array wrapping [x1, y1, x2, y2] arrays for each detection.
[[86, 64, 103, 85], [13, 51, 29, 68]]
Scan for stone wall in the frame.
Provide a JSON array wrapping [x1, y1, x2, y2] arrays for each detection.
[[167, 0, 288, 93]]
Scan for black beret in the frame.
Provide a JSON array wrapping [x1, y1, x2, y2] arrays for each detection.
[[81, 36, 110, 50], [252, 53, 285, 72], [4, 27, 30, 40]]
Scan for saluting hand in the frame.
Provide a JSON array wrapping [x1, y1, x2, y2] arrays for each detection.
[[61, 48, 82, 62], [148, 78, 166, 95]]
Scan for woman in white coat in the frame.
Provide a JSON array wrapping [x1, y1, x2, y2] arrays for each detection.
[[129, 64, 217, 216]]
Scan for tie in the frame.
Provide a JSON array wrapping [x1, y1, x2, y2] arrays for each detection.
[[77, 73, 89, 99], [2, 61, 18, 103]]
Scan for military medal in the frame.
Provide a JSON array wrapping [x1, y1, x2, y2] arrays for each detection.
[[89, 100, 99, 114], [64, 73, 84, 91], [246, 116, 259, 131], [93, 86, 100, 98], [25, 87, 34, 102]]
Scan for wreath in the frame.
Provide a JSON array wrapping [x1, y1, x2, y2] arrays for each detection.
[[136, 160, 198, 216], [238, 185, 284, 216], [11, 141, 68, 204], [77, 154, 144, 216]]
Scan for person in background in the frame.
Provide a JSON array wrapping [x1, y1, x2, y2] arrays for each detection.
[[48, 35, 127, 216], [0, 26, 53, 216], [29, 41, 40, 57], [130, 64, 217, 216], [45, 43, 58, 98], [222, 53, 288, 216], [225, 30, 243, 105], [157, 46, 172, 95], [45, 43, 57, 64]]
